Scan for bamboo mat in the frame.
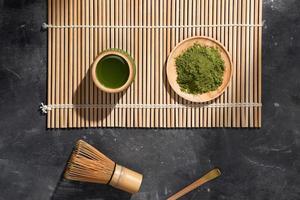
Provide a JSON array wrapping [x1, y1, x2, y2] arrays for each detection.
[[44, 0, 262, 128]]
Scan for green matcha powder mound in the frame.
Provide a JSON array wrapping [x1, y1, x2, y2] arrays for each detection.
[[175, 43, 225, 94]]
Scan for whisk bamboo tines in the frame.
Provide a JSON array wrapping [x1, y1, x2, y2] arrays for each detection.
[[64, 140, 143, 194]]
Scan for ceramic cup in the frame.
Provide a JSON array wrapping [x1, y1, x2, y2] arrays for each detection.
[[92, 49, 135, 93]]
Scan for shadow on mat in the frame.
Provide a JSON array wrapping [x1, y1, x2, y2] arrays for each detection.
[[73, 68, 125, 124]]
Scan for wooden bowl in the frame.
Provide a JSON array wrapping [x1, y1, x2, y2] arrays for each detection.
[[92, 49, 135, 93], [166, 36, 233, 103]]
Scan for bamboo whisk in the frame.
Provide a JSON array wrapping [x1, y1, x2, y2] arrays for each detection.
[[64, 140, 143, 194]]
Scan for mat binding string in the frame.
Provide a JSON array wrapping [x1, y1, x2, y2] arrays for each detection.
[[42, 23, 263, 29], [40, 103, 262, 114]]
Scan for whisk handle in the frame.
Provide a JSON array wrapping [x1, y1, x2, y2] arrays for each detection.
[[109, 164, 143, 194]]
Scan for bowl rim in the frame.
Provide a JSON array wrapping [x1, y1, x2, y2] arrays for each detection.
[[166, 36, 233, 103], [92, 50, 135, 93]]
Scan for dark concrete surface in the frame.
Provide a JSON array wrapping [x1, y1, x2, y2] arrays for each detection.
[[0, 0, 300, 199]]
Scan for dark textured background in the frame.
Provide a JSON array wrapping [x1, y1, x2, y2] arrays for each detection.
[[0, 0, 300, 199]]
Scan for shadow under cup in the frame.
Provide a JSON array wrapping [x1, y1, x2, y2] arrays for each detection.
[[92, 50, 135, 93]]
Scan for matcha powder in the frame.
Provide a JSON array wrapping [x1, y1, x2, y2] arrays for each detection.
[[175, 43, 225, 94]]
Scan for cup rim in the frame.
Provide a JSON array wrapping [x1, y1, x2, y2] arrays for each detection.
[[92, 50, 135, 93]]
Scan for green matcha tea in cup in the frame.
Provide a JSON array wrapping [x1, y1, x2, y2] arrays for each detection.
[[92, 49, 135, 93]]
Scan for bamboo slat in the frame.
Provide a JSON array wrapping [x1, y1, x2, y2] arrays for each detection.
[[46, 0, 262, 128], [216, 0, 221, 127], [55, 0, 60, 128], [48, 0, 52, 128], [68, 0, 73, 127], [59, 0, 64, 128]]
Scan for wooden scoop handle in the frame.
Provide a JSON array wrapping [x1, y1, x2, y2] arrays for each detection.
[[167, 168, 221, 200]]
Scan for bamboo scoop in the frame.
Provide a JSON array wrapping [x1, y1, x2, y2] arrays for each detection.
[[64, 140, 143, 194], [167, 168, 221, 200]]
